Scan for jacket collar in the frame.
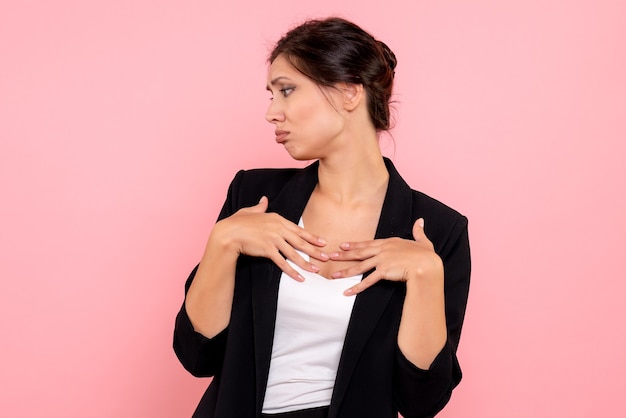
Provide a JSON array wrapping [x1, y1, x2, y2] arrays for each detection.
[[251, 157, 415, 414], [268, 157, 414, 234]]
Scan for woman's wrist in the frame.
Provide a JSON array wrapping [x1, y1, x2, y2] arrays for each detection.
[[405, 254, 444, 289], [205, 219, 241, 260]]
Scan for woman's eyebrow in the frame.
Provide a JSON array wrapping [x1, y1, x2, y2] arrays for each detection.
[[266, 76, 293, 90]]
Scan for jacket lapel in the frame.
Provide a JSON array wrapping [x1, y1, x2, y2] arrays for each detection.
[[329, 159, 415, 417], [251, 162, 320, 413], [249, 158, 414, 415]]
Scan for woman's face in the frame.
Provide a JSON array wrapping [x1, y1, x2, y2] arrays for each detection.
[[266, 55, 346, 160]]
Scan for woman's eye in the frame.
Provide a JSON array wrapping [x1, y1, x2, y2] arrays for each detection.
[[280, 87, 294, 97]]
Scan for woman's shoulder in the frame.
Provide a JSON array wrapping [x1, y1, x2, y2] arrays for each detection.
[[407, 188, 469, 258], [410, 188, 466, 223], [230, 165, 309, 191], [386, 158, 467, 226], [385, 157, 466, 224], [236, 166, 304, 182], [223, 164, 315, 208]]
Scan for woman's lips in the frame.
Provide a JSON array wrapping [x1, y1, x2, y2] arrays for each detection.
[[275, 130, 289, 143]]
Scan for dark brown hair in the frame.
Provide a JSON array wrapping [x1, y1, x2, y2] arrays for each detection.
[[269, 17, 397, 131]]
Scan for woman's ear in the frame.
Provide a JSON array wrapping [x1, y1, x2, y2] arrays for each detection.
[[338, 83, 365, 111]]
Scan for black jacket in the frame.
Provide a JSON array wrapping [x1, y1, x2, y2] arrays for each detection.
[[174, 158, 471, 418]]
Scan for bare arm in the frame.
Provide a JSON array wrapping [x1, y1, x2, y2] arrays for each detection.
[[184, 196, 329, 338], [184, 221, 240, 338], [330, 218, 446, 368], [396, 242, 447, 369]]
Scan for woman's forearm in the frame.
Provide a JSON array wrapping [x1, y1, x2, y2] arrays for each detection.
[[397, 259, 447, 370], [184, 222, 240, 338]]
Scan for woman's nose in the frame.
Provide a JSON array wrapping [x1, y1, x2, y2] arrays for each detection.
[[265, 99, 285, 124]]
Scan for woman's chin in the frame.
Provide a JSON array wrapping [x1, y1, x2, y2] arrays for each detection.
[[284, 147, 316, 161]]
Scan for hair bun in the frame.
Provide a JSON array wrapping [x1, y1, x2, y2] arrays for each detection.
[[377, 40, 397, 72]]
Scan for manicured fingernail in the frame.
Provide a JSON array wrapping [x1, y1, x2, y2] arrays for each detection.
[[340, 242, 350, 249], [417, 218, 424, 228], [330, 252, 339, 258], [318, 237, 327, 245], [320, 252, 329, 259], [310, 264, 320, 272], [344, 288, 355, 296], [297, 274, 305, 282], [331, 271, 342, 279]]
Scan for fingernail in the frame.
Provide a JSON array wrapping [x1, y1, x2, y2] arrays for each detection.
[[330, 252, 339, 258], [417, 218, 425, 228], [344, 288, 355, 296], [310, 264, 320, 272], [340, 242, 350, 249], [318, 237, 327, 245], [320, 252, 329, 259], [331, 271, 342, 279], [297, 274, 305, 282]]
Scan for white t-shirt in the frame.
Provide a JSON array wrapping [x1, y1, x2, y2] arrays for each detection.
[[262, 223, 362, 413]]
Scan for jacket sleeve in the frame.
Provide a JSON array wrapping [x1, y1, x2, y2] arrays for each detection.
[[172, 170, 245, 377], [394, 215, 471, 417]]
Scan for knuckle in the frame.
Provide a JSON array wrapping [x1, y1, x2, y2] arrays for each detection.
[[377, 264, 388, 277]]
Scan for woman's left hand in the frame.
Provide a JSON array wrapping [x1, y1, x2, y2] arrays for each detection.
[[330, 218, 444, 296]]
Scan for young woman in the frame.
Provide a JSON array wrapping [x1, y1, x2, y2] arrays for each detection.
[[174, 17, 471, 418]]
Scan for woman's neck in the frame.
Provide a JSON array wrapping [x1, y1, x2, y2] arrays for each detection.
[[315, 146, 389, 207]]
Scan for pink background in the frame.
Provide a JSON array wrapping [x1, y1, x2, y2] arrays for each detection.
[[1, 1, 625, 417]]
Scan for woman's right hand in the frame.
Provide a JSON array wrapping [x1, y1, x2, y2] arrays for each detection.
[[209, 196, 329, 281]]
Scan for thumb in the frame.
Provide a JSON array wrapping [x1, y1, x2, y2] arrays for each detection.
[[412, 218, 425, 241], [250, 195, 269, 213]]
